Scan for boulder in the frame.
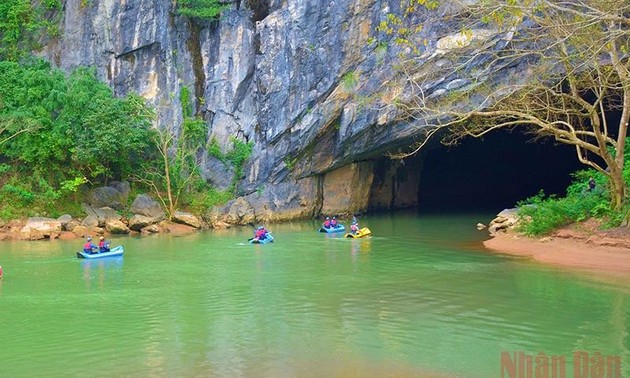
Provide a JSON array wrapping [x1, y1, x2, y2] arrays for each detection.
[[20, 217, 62, 239], [488, 208, 520, 235], [57, 214, 72, 229], [82, 204, 122, 226], [64, 219, 81, 232], [141, 224, 163, 234], [109, 181, 131, 200], [172, 211, 203, 228], [86, 182, 129, 210], [81, 215, 99, 228], [105, 219, 130, 234], [71, 225, 88, 238], [128, 214, 155, 231], [130, 194, 166, 220], [58, 231, 78, 240], [160, 221, 196, 236]]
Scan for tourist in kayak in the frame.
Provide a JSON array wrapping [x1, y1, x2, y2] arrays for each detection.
[[331, 216, 339, 228], [350, 220, 359, 235], [98, 236, 110, 252], [323, 217, 331, 229], [83, 237, 98, 254], [253, 226, 268, 241]]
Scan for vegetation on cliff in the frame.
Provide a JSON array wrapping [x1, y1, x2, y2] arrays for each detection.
[[381, 0, 630, 224], [175, 0, 227, 20], [0, 1, 254, 222], [0, 0, 61, 61]]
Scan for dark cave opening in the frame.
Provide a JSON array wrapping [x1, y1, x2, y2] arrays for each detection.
[[415, 130, 586, 213]]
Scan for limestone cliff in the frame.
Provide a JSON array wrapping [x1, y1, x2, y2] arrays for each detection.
[[42, 0, 519, 224]]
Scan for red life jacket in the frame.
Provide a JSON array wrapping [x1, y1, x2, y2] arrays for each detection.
[[324, 220, 330, 227], [84, 242, 92, 249]]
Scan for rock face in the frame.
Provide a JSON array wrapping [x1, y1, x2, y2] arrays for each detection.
[[40, 1, 529, 222]]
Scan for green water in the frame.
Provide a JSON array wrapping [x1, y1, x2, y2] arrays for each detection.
[[0, 213, 628, 377]]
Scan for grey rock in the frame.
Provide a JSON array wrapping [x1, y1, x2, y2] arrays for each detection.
[[57, 214, 73, 228], [86, 186, 127, 210], [130, 194, 166, 220], [81, 215, 99, 228], [37, 0, 540, 223]]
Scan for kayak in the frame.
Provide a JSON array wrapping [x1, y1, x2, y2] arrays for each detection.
[[249, 233, 274, 244], [319, 224, 345, 233], [76, 245, 124, 259], [344, 227, 371, 238]]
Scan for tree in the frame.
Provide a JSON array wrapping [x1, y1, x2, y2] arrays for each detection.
[[384, 0, 630, 211], [135, 117, 207, 218]]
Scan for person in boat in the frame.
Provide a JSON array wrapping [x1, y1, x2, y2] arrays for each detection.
[[350, 220, 359, 235], [331, 216, 339, 228], [323, 216, 331, 229], [98, 236, 110, 252], [254, 226, 268, 241], [83, 237, 98, 254]]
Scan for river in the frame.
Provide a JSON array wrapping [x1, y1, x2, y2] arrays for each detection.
[[0, 212, 628, 377]]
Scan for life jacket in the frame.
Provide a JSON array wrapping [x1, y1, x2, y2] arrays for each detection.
[[255, 229, 264, 238], [351, 224, 358, 232], [323, 220, 331, 227], [98, 241, 105, 248], [331, 219, 338, 226], [83, 242, 94, 252]]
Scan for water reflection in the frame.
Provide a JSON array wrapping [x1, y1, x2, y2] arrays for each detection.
[[350, 238, 371, 262], [80, 257, 124, 288]]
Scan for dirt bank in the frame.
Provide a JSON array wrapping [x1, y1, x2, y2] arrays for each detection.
[[483, 221, 630, 277]]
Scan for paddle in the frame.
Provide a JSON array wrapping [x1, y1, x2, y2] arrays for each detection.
[[247, 222, 259, 242]]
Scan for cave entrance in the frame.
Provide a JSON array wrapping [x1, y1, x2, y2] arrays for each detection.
[[416, 130, 585, 213], [368, 129, 586, 214]]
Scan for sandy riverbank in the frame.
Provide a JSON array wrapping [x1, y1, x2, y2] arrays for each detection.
[[483, 222, 630, 277]]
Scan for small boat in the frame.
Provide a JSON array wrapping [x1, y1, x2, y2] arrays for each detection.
[[319, 224, 345, 233], [76, 245, 124, 259], [249, 233, 274, 244], [344, 227, 372, 238]]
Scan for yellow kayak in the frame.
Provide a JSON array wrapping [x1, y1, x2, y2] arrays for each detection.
[[344, 227, 371, 238]]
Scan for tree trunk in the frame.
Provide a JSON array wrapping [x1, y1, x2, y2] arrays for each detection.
[[609, 172, 626, 213]]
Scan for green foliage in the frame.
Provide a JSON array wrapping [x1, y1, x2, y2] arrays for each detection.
[[0, 61, 155, 181], [284, 156, 297, 170], [179, 86, 192, 118], [0, 59, 156, 218], [516, 138, 630, 235], [188, 187, 232, 214], [225, 137, 253, 169], [176, 0, 227, 20], [207, 137, 223, 160], [181, 117, 207, 149], [0, 0, 62, 61], [341, 71, 358, 92]]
